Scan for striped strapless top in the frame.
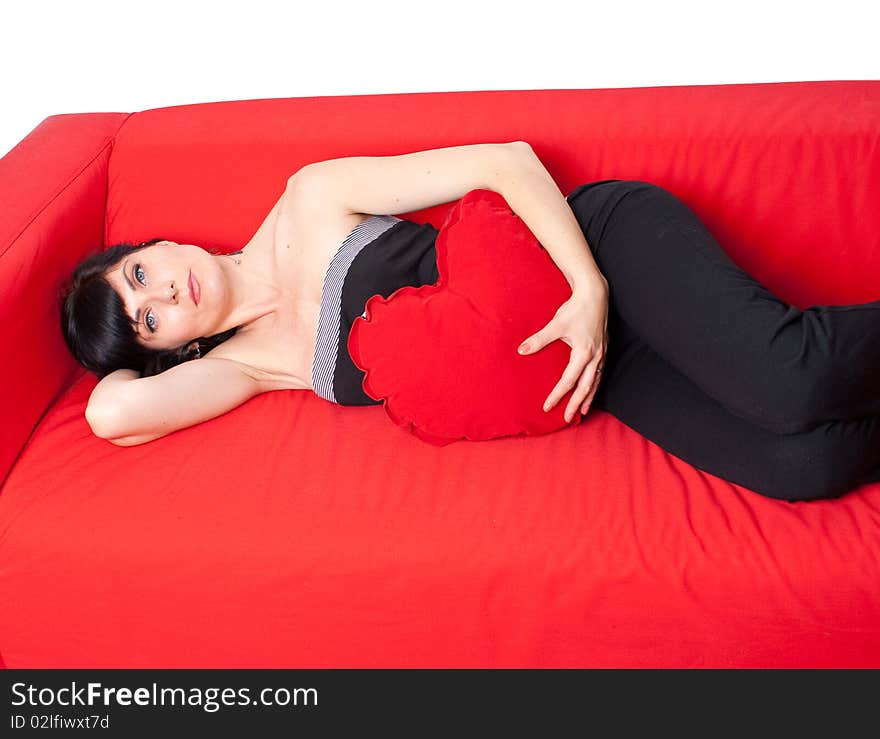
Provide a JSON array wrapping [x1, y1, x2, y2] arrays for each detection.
[[311, 214, 440, 406]]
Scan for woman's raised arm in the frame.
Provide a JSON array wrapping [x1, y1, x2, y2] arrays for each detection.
[[85, 357, 268, 446]]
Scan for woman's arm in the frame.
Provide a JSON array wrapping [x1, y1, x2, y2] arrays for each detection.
[[292, 141, 519, 218], [495, 142, 608, 296], [297, 139, 606, 296], [85, 358, 267, 446]]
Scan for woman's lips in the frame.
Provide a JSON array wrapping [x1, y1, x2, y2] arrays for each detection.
[[189, 271, 200, 306]]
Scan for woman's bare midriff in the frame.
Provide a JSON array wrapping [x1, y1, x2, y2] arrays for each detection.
[[204, 204, 371, 393]]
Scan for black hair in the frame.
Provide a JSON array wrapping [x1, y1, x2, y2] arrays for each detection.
[[59, 238, 238, 378]]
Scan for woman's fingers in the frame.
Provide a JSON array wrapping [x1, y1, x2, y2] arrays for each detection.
[[546, 351, 608, 423], [580, 363, 604, 415], [543, 351, 590, 414], [531, 293, 610, 422], [565, 357, 603, 422], [581, 332, 609, 414]]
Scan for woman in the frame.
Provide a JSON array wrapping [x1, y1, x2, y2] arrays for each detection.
[[60, 141, 880, 502]]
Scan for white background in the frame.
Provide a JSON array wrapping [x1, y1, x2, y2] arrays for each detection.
[[1, 0, 878, 158]]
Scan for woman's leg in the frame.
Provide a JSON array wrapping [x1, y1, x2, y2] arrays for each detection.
[[592, 307, 880, 502], [566, 180, 880, 435]]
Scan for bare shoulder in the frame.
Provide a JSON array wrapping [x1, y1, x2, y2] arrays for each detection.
[[275, 172, 372, 301], [282, 169, 372, 238]]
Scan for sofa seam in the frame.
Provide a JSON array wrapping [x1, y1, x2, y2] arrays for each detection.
[[102, 112, 136, 246], [0, 370, 84, 495]]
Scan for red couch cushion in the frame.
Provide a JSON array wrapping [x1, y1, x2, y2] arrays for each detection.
[[349, 188, 580, 445]]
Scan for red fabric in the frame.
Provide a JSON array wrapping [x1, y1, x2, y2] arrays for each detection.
[[0, 112, 129, 488], [349, 189, 579, 445], [2, 82, 880, 668]]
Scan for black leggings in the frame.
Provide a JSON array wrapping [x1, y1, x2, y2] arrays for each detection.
[[565, 180, 880, 502]]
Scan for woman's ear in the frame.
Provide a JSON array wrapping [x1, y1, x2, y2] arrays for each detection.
[[181, 340, 201, 359]]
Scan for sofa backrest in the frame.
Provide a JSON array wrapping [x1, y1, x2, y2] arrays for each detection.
[[106, 81, 880, 309]]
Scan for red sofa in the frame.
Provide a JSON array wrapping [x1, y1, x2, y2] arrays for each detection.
[[2, 81, 879, 668]]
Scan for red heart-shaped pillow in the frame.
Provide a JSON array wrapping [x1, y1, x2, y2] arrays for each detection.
[[347, 189, 582, 445]]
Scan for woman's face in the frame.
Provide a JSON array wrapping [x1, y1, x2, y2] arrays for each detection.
[[103, 240, 229, 350]]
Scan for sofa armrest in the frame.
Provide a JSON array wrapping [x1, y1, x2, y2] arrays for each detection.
[[0, 112, 130, 491]]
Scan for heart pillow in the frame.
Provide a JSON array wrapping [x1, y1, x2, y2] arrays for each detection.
[[347, 188, 583, 446]]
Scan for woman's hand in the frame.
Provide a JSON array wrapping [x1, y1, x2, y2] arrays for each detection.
[[517, 278, 609, 423]]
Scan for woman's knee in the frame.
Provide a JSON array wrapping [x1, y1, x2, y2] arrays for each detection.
[[749, 432, 856, 502], [729, 364, 832, 436], [617, 180, 678, 204], [566, 179, 664, 247]]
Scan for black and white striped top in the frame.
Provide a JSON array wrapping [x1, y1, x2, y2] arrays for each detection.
[[311, 214, 440, 406]]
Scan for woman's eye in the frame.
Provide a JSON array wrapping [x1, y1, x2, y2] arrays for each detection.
[[145, 311, 157, 333], [134, 263, 145, 285]]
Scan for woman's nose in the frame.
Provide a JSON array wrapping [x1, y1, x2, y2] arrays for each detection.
[[154, 281, 177, 303]]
